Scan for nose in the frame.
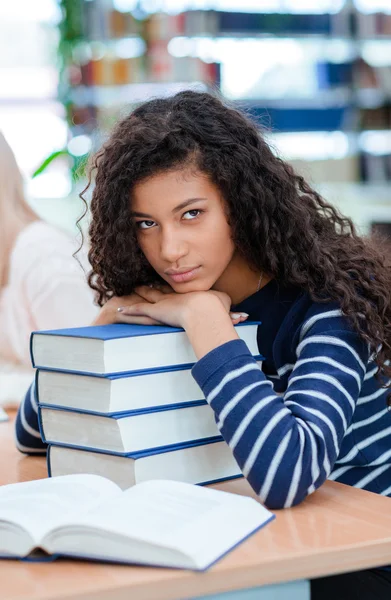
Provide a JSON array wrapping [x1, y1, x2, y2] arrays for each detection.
[[160, 226, 188, 264]]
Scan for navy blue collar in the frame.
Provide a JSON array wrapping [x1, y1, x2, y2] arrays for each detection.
[[232, 279, 302, 373], [232, 278, 300, 318]]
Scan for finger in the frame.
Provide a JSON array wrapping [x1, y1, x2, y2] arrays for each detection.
[[134, 285, 165, 303], [118, 302, 159, 319], [116, 308, 162, 326], [118, 315, 162, 326], [230, 312, 249, 321], [231, 317, 241, 325], [158, 284, 173, 294]]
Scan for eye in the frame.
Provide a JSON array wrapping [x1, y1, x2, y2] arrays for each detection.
[[136, 220, 156, 230], [182, 209, 203, 220]]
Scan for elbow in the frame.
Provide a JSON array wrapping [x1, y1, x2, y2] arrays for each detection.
[[260, 487, 312, 510], [14, 434, 32, 455], [14, 427, 46, 455], [14, 433, 47, 455], [248, 473, 325, 510], [15, 407, 46, 455], [264, 491, 308, 510]]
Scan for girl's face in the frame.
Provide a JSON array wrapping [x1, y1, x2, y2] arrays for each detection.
[[131, 169, 236, 293]]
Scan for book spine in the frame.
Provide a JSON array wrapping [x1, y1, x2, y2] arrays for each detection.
[[35, 369, 40, 404], [29, 332, 36, 369], [37, 405, 47, 444], [47, 445, 52, 477]]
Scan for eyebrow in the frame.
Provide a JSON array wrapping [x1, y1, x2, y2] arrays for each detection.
[[131, 197, 207, 219]]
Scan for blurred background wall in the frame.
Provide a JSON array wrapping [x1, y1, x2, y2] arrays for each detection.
[[1, 0, 391, 237]]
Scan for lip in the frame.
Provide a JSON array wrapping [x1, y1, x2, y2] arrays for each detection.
[[167, 266, 201, 283]]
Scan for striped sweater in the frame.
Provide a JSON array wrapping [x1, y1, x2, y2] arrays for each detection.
[[15, 280, 391, 509]]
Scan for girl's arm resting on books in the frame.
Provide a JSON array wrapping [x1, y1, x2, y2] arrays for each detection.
[[15, 383, 47, 454], [112, 286, 369, 509], [191, 325, 369, 510], [118, 287, 242, 345]]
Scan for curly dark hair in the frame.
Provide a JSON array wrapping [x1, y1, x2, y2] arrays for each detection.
[[82, 90, 391, 386]]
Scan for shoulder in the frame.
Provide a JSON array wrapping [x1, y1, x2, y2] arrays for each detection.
[[297, 299, 349, 339], [9, 221, 84, 281], [12, 221, 78, 256], [279, 290, 366, 353], [291, 295, 369, 367]]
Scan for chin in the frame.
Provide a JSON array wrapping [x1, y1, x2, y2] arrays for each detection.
[[172, 280, 212, 294]]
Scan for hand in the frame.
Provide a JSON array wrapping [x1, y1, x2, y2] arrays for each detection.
[[92, 292, 160, 326], [138, 285, 249, 325], [116, 286, 248, 329]]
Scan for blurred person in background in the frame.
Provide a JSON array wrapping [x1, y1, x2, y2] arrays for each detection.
[[0, 132, 98, 410]]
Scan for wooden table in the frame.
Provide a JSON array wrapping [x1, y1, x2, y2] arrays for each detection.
[[1, 410, 391, 600]]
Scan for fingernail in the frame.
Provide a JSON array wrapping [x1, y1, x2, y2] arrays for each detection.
[[231, 312, 249, 319], [117, 307, 124, 313]]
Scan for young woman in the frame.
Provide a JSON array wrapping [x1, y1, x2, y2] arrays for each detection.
[[0, 132, 98, 412], [16, 91, 391, 597]]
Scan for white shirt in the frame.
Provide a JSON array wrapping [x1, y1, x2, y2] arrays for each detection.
[[0, 221, 98, 406]]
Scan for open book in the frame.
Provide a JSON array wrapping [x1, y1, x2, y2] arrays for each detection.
[[0, 475, 274, 570]]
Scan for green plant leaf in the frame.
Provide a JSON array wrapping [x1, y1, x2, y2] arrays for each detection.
[[32, 150, 69, 178]]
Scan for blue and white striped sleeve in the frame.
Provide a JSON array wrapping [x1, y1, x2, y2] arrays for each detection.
[[15, 382, 47, 454], [191, 318, 369, 509]]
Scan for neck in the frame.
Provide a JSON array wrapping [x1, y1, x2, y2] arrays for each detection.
[[212, 253, 272, 305]]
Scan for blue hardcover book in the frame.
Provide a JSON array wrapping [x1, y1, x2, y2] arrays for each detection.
[[38, 403, 223, 454], [0, 475, 274, 569], [47, 437, 244, 490], [34, 364, 209, 415], [30, 322, 261, 376]]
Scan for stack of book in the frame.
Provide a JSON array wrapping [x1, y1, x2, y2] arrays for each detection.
[[30, 322, 262, 490]]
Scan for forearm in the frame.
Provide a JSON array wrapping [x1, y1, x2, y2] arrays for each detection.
[[192, 342, 328, 508], [15, 384, 47, 454], [183, 296, 239, 359], [192, 330, 367, 508]]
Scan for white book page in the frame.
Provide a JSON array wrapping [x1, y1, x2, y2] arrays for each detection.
[[65, 480, 272, 565], [0, 474, 120, 544], [167, 491, 273, 568]]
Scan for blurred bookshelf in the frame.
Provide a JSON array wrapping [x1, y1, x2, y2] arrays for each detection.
[[54, 0, 391, 234], [59, 0, 220, 142]]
